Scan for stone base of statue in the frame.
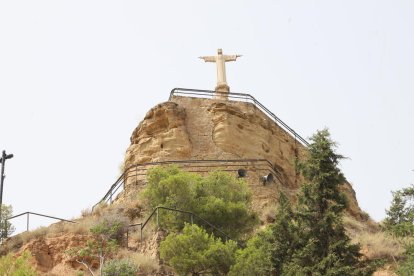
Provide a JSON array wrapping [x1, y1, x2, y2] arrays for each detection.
[[214, 83, 229, 100]]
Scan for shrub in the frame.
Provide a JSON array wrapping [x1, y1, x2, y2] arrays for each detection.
[[397, 243, 414, 275], [142, 166, 257, 237], [160, 223, 237, 275], [384, 185, 414, 238], [0, 250, 37, 275], [0, 204, 15, 240], [229, 229, 273, 276], [67, 215, 129, 276], [102, 259, 138, 276]]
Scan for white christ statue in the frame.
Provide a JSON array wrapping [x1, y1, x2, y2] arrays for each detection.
[[199, 48, 241, 100]]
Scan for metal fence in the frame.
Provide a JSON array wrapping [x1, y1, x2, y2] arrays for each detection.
[[93, 158, 281, 210], [126, 206, 237, 247], [6, 212, 76, 235], [3, 208, 234, 247], [169, 88, 310, 147]]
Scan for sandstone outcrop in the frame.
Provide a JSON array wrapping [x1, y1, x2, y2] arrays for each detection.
[[124, 102, 192, 168], [123, 96, 363, 218], [16, 233, 90, 275]]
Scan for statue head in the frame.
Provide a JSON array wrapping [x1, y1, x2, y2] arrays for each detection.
[[217, 48, 223, 55]]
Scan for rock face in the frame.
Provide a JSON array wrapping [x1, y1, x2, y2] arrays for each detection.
[[18, 233, 90, 275], [125, 102, 192, 166], [123, 96, 363, 218]]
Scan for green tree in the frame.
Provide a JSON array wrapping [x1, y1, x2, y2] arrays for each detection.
[[0, 250, 38, 276], [383, 185, 414, 274], [194, 171, 256, 236], [160, 223, 237, 276], [67, 215, 128, 276], [228, 229, 273, 276], [269, 193, 300, 275], [142, 166, 257, 237], [282, 129, 363, 275], [0, 204, 15, 240], [384, 185, 414, 237]]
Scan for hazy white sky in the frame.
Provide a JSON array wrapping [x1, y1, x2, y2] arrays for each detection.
[[1, 0, 414, 233]]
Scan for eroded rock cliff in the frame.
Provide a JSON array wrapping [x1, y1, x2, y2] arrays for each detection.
[[123, 96, 362, 218]]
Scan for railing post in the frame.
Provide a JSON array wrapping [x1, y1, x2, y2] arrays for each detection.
[[140, 226, 143, 242], [26, 213, 29, 232], [190, 214, 193, 224], [156, 208, 159, 228]]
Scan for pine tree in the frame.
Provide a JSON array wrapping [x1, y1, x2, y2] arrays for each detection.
[[269, 193, 300, 275], [284, 129, 362, 275]]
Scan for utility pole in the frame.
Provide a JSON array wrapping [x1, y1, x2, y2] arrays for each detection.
[[0, 150, 13, 239]]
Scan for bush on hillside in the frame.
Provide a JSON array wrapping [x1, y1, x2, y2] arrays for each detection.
[[0, 251, 37, 275], [67, 215, 129, 276], [102, 259, 138, 276], [228, 228, 273, 276], [160, 223, 237, 275], [141, 166, 257, 237], [0, 204, 15, 240], [384, 185, 414, 238], [397, 243, 414, 276]]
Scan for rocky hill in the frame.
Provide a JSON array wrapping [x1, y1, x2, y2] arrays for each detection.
[[1, 92, 391, 275], [123, 95, 363, 219]]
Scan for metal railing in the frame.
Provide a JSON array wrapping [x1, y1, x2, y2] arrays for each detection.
[[93, 158, 281, 210], [6, 211, 76, 233], [126, 206, 236, 246], [169, 88, 310, 147], [4, 208, 233, 248]]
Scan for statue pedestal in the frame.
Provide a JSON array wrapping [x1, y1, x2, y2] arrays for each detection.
[[215, 84, 229, 100]]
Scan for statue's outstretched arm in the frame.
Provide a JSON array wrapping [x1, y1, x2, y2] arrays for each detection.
[[224, 55, 242, 62], [199, 56, 216, 62]]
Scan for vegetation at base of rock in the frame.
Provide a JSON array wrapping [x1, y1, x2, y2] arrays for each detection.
[[160, 223, 237, 276], [0, 204, 15, 240], [397, 243, 414, 275], [228, 228, 273, 276], [384, 185, 414, 238], [141, 166, 257, 237], [102, 259, 138, 276], [0, 250, 38, 275], [67, 214, 129, 276], [383, 184, 414, 275]]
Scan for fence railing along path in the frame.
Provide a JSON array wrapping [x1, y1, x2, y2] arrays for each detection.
[[5, 212, 76, 235], [126, 206, 237, 247], [93, 158, 281, 210], [4, 207, 236, 247], [169, 88, 310, 147]]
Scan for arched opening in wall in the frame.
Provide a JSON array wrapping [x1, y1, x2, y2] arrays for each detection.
[[160, 143, 164, 149]]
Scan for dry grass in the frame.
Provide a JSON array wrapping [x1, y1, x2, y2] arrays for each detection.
[[354, 231, 405, 261], [125, 201, 145, 221], [116, 249, 160, 273], [1, 226, 49, 255], [2, 200, 137, 255], [344, 215, 408, 261], [81, 207, 93, 218], [124, 251, 160, 274]]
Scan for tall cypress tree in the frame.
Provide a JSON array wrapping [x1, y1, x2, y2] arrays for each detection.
[[284, 129, 362, 275]]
